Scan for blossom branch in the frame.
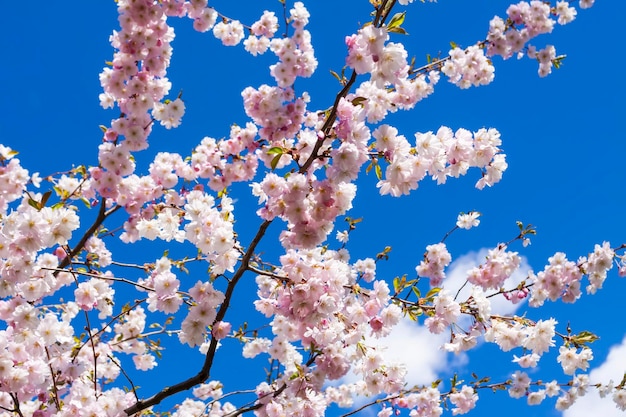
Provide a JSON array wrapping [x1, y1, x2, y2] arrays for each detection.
[[300, 70, 357, 173], [54, 198, 121, 276], [124, 220, 273, 415]]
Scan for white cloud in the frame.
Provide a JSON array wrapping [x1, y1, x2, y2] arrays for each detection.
[[378, 318, 459, 387], [564, 335, 626, 417], [442, 248, 531, 316]]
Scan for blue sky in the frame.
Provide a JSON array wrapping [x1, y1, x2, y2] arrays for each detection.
[[1, 1, 625, 416]]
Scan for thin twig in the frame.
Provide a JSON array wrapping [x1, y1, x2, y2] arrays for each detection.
[[45, 346, 62, 411], [108, 354, 140, 401]]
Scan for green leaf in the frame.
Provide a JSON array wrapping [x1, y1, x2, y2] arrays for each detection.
[[40, 190, 52, 208], [393, 276, 400, 293], [450, 41, 458, 49], [387, 12, 406, 30], [572, 330, 599, 346], [425, 287, 441, 300], [553, 55, 566, 69], [388, 27, 408, 35], [53, 185, 65, 199], [80, 197, 92, 209], [270, 154, 282, 170], [267, 147, 284, 155], [28, 198, 40, 211], [351, 96, 367, 106], [375, 163, 382, 180], [376, 246, 392, 261], [398, 275, 407, 290], [412, 286, 421, 298]]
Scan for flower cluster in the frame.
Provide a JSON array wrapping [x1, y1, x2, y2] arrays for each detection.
[[253, 172, 357, 249], [449, 385, 479, 415], [242, 85, 308, 144], [466, 245, 522, 291], [268, 2, 317, 87], [442, 45, 495, 89], [179, 280, 226, 348], [183, 190, 239, 274], [486, 1, 587, 76], [99, 0, 177, 147], [1, 197, 80, 301], [416, 243, 452, 286], [485, 318, 557, 354], [249, 248, 406, 415], [557, 345, 593, 375], [244, 11, 278, 55], [424, 290, 461, 334], [143, 257, 183, 314], [0, 146, 31, 214], [529, 242, 615, 306], [346, 26, 409, 87], [346, 25, 439, 122], [375, 125, 507, 196]]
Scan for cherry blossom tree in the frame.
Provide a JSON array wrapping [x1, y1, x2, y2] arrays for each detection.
[[0, 1, 624, 417]]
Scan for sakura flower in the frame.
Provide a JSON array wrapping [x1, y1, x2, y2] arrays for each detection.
[[152, 98, 186, 129], [449, 385, 478, 415], [456, 211, 480, 230]]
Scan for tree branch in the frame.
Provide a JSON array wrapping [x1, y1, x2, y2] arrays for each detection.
[[124, 220, 273, 415], [54, 198, 121, 276], [300, 70, 357, 173]]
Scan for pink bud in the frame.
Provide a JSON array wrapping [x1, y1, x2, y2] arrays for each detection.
[[54, 247, 67, 260]]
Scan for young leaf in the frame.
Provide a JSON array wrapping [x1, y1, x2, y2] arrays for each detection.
[[271, 154, 282, 170], [40, 190, 52, 208], [388, 12, 406, 30], [28, 198, 41, 211], [425, 287, 441, 300], [267, 147, 284, 155], [389, 27, 408, 35]]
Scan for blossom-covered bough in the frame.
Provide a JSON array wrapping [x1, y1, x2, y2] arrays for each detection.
[[0, 0, 624, 416]]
